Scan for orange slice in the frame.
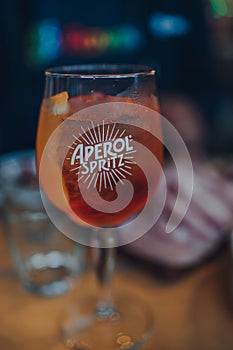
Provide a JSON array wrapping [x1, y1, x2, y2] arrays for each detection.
[[47, 91, 69, 115]]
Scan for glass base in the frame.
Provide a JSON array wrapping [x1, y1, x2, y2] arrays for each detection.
[[61, 295, 153, 350]]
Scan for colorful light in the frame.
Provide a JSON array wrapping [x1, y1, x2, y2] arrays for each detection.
[[149, 12, 191, 39], [210, 0, 233, 18], [27, 19, 60, 64], [26, 20, 143, 65]]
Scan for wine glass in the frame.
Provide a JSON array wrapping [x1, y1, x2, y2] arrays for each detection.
[[36, 64, 163, 349]]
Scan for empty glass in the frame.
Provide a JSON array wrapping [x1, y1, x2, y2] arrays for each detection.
[[0, 150, 84, 297]]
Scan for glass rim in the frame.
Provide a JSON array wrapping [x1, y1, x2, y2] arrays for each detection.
[[45, 64, 156, 78]]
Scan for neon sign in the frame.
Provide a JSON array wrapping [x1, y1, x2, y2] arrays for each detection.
[[26, 19, 144, 65]]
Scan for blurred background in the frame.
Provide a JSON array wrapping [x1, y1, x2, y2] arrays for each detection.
[[0, 0, 233, 155], [0, 1, 233, 350]]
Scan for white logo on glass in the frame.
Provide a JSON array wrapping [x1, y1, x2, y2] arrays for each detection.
[[39, 102, 193, 248], [67, 122, 135, 192]]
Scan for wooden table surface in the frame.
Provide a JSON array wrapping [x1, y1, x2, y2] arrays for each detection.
[[0, 221, 233, 350]]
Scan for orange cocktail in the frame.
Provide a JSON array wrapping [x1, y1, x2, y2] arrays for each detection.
[[37, 91, 163, 227]]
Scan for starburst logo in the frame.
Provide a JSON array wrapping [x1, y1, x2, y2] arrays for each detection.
[[66, 122, 136, 192], [39, 101, 193, 248]]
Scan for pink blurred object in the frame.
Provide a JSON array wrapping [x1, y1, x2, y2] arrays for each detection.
[[125, 160, 233, 268]]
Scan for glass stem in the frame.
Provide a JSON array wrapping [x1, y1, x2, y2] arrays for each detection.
[[94, 246, 116, 317]]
